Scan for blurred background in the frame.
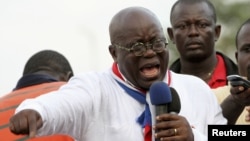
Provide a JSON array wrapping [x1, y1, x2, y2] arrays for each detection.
[[0, 0, 249, 97]]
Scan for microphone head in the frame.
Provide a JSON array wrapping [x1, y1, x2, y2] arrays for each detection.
[[168, 87, 181, 114], [149, 81, 172, 105]]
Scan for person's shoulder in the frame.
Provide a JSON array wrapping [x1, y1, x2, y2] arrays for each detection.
[[24, 81, 66, 90], [1, 81, 66, 97], [73, 68, 111, 77], [0, 81, 66, 108], [170, 71, 204, 82], [216, 51, 238, 74], [68, 68, 112, 83], [170, 71, 216, 102], [216, 51, 236, 64], [170, 71, 211, 91]]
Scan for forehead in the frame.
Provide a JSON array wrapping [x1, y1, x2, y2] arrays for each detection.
[[237, 24, 250, 47], [171, 2, 214, 23], [123, 10, 162, 30], [112, 10, 164, 42]]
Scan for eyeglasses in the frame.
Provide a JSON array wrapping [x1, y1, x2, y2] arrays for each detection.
[[113, 38, 168, 56]]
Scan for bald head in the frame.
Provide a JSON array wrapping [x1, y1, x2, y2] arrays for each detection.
[[109, 6, 163, 44]]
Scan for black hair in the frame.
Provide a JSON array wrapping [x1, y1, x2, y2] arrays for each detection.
[[23, 50, 74, 77], [235, 18, 250, 48], [170, 0, 217, 24]]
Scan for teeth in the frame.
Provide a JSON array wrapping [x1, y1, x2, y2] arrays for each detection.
[[142, 67, 159, 77]]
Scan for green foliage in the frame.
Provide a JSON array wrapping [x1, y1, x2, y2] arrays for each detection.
[[211, 0, 250, 62]]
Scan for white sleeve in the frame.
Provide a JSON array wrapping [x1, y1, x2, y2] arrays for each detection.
[[15, 73, 101, 139]]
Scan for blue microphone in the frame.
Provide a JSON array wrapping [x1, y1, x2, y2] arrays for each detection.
[[149, 81, 172, 116]]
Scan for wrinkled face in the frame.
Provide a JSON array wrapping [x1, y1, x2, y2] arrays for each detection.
[[109, 12, 169, 90], [236, 24, 250, 77], [168, 2, 220, 62]]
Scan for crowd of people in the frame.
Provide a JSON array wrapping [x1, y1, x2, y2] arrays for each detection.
[[0, 0, 249, 141]]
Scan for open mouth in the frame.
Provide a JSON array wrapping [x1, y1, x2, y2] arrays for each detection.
[[140, 64, 160, 78]]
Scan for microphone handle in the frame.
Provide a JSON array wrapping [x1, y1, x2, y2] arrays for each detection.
[[155, 104, 168, 117], [155, 104, 168, 141]]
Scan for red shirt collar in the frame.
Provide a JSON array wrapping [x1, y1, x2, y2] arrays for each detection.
[[112, 62, 124, 80]]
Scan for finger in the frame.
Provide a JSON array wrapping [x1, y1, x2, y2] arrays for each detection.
[[9, 122, 16, 133], [9, 116, 23, 134], [230, 85, 245, 95], [246, 106, 250, 111], [245, 115, 250, 122], [28, 115, 38, 138], [155, 128, 178, 139], [239, 86, 245, 92], [245, 112, 250, 122], [245, 107, 250, 122]]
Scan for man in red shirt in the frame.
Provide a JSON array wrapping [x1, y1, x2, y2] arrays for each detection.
[[168, 0, 238, 88]]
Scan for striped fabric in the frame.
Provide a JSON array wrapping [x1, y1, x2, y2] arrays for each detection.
[[0, 82, 74, 141]]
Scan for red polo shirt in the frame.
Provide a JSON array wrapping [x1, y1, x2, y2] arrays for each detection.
[[208, 54, 227, 88]]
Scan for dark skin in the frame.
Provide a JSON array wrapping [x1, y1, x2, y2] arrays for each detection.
[[10, 7, 194, 141], [222, 23, 250, 124], [167, 2, 221, 82]]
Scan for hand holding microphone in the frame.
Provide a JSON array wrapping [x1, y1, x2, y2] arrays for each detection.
[[149, 81, 193, 141]]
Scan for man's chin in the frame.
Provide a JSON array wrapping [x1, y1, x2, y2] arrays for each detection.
[[187, 56, 206, 62]]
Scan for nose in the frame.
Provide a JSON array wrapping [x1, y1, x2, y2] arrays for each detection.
[[143, 43, 156, 57], [145, 43, 154, 50], [188, 24, 199, 36]]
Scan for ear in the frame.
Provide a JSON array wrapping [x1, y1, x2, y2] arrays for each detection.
[[214, 25, 221, 41], [56, 71, 73, 82], [167, 27, 175, 44], [65, 71, 74, 81], [109, 45, 118, 62]]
